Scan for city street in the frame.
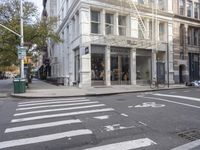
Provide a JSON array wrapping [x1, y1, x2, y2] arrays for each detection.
[[0, 85, 200, 149], [0, 79, 12, 98]]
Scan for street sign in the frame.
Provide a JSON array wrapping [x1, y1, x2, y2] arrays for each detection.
[[18, 47, 27, 60]]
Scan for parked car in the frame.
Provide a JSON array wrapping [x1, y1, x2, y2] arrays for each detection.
[[186, 80, 200, 87]]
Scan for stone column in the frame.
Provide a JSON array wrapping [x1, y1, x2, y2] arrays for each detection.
[[105, 46, 111, 86], [167, 22, 175, 84], [79, 6, 91, 88], [114, 12, 119, 35], [152, 50, 157, 80], [192, 0, 194, 18], [130, 48, 136, 85], [101, 9, 105, 35]]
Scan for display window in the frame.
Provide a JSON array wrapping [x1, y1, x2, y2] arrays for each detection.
[[91, 54, 105, 85]]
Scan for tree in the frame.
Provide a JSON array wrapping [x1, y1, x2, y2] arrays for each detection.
[[0, 0, 61, 68]]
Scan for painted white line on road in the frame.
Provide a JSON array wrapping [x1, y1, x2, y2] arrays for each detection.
[[139, 121, 147, 126], [153, 93, 200, 102], [121, 113, 128, 117], [171, 139, 200, 150], [5, 119, 81, 133], [93, 115, 110, 120], [84, 138, 156, 150], [141, 96, 200, 109], [183, 90, 190, 93], [0, 129, 92, 149], [14, 104, 106, 116], [11, 108, 115, 123], [18, 99, 90, 107], [18, 97, 87, 105], [17, 101, 99, 111]]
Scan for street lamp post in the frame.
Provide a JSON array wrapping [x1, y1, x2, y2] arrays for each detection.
[[0, 0, 24, 79], [20, 0, 24, 79]]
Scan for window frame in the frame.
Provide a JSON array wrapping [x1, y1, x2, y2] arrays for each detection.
[[91, 10, 101, 34], [118, 15, 127, 36], [105, 13, 114, 35]]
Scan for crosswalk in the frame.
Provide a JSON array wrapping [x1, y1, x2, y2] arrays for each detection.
[[0, 97, 157, 149]]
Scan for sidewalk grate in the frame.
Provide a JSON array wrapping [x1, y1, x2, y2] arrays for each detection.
[[177, 129, 200, 141]]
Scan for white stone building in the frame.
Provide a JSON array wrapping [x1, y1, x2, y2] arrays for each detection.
[[46, 0, 174, 87]]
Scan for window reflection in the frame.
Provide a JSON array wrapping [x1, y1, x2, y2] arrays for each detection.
[[91, 54, 105, 81]]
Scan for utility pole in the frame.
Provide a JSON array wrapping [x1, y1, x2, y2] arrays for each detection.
[[20, 0, 24, 79], [0, 0, 25, 79]]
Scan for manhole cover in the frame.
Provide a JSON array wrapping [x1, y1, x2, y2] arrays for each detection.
[[177, 129, 200, 141]]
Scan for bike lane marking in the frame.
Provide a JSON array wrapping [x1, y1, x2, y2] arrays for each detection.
[[153, 94, 200, 102], [138, 96, 200, 109]]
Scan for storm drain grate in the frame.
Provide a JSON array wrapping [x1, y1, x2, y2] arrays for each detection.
[[177, 129, 200, 142]]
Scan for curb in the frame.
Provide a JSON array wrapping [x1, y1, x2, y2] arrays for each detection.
[[11, 86, 188, 99]]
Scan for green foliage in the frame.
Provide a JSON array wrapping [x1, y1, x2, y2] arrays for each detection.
[[0, 0, 61, 67]]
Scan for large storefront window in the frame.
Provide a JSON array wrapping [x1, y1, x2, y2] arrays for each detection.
[[136, 49, 151, 83], [110, 47, 130, 85], [91, 45, 105, 85]]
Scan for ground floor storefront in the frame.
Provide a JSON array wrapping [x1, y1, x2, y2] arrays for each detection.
[[75, 45, 169, 87], [49, 44, 173, 87], [174, 52, 200, 83]]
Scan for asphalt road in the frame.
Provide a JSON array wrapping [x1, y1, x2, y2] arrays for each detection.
[[0, 79, 12, 97], [0, 87, 200, 150]]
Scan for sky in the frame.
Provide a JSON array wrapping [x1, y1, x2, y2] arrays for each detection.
[[26, 0, 43, 15]]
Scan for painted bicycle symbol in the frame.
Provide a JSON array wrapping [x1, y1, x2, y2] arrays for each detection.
[[135, 102, 165, 108]]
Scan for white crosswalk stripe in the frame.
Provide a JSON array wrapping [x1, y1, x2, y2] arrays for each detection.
[[18, 97, 87, 105], [11, 108, 115, 123], [18, 99, 91, 107], [5, 119, 82, 133], [16, 101, 99, 111], [14, 104, 106, 116], [84, 138, 157, 150], [0, 129, 93, 149]]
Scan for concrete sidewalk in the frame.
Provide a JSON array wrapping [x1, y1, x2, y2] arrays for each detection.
[[11, 78, 187, 98]]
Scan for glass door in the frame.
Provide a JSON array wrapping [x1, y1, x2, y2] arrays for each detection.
[[111, 54, 130, 85]]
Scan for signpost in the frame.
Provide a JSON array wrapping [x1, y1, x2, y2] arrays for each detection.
[[17, 47, 27, 60]]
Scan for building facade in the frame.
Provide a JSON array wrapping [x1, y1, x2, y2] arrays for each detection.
[[46, 0, 174, 87], [173, 0, 200, 83]]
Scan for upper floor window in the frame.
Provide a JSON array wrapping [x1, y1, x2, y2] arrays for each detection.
[[138, 19, 145, 39], [148, 0, 154, 6], [158, 0, 165, 10], [180, 24, 184, 46], [194, 28, 199, 45], [179, 0, 185, 15], [188, 27, 192, 45], [138, 0, 144, 4], [187, 1, 192, 17], [159, 22, 165, 41], [105, 13, 114, 35], [149, 21, 152, 39], [118, 15, 126, 36], [91, 11, 100, 34], [194, 3, 199, 19]]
